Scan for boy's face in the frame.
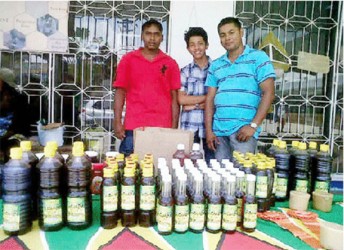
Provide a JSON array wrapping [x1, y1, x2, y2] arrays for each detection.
[[141, 24, 163, 51], [187, 36, 208, 60], [218, 23, 243, 52]]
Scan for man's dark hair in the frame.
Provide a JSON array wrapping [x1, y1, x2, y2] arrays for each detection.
[[184, 27, 208, 47], [217, 17, 242, 33], [142, 19, 163, 32]]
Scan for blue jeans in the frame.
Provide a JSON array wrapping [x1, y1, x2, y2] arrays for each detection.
[[194, 132, 215, 164], [215, 132, 257, 162], [119, 130, 134, 157]]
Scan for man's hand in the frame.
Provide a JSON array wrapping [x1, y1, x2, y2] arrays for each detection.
[[114, 122, 126, 140], [236, 125, 255, 142], [206, 130, 219, 151]]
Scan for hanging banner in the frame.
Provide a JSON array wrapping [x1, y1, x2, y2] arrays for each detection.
[[0, 1, 69, 52]]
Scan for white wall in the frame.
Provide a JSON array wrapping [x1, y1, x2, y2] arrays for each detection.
[[169, 1, 235, 68]]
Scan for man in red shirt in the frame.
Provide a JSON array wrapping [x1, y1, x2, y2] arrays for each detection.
[[113, 19, 181, 156]]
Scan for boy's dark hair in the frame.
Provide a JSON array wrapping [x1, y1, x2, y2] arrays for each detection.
[[142, 19, 163, 32], [217, 17, 242, 33], [184, 27, 208, 47]]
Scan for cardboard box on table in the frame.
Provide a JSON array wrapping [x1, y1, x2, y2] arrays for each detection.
[[134, 127, 194, 175]]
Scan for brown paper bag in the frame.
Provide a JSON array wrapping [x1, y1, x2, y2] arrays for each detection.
[[134, 127, 194, 173]]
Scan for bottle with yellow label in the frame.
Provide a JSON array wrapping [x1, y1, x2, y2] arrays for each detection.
[[222, 175, 237, 233], [242, 174, 257, 232], [101, 167, 118, 229], [139, 162, 155, 227], [174, 174, 189, 233], [235, 171, 245, 227], [157, 175, 173, 235], [121, 163, 136, 227], [206, 174, 222, 233]]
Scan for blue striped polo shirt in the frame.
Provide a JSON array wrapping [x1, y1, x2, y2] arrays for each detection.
[[205, 45, 275, 138]]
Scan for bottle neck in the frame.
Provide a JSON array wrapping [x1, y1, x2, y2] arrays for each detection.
[[227, 180, 236, 196], [176, 179, 186, 196], [194, 179, 203, 196], [161, 181, 171, 197], [210, 179, 220, 196]]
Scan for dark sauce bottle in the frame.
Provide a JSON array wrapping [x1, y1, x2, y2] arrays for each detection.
[[121, 163, 136, 227], [101, 167, 118, 229], [222, 175, 237, 233], [242, 174, 257, 232], [255, 162, 268, 212]]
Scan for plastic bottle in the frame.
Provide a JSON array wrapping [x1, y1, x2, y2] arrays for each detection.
[[66, 143, 92, 230], [206, 174, 222, 233], [308, 142, 318, 193], [314, 144, 332, 193], [138, 162, 155, 227], [174, 174, 189, 233], [267, 158, 276, 207], [274, 141, 290, 172], [242, 174, 257, 232], [101, 167, 118, 229], [292, 142, 310, 193], [266, 139, 280, 157], [173, 144, 187, 167], [37, 146, 64, 231], [222, 175, 237, 233], [255, 162, 268, 212], [275, 170, 289, 201], [189, 175, 205, 233], [157, 175, 173, 235], [293, 171, 309, 193], [288, 141, 299, 188], [235, 171, 245, 227], [189, 143, 204, 165], [2, 147, 32, 235], [121, 163, 136, 227]]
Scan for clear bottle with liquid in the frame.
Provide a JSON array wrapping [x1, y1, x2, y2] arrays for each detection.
[[157, 175, 173, 235], [174, 174, 189, 233], [173, 144, 187, 167], [189, 143, 204, 165], [222, 175, 237, 233], [235, 171, 245, 227], [121, 163, 136, 227], [242, 174, 257, 232], [206, 174, 222, 233], [189, 175, 205, 233]]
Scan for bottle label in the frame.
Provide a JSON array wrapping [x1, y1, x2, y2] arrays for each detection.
[[43, 198, 62, 226], [139, 185, 155, 211], [3, 203, 20, 231], [272, 172, 278, 194], [256, 176, 268, 198], [237, 198, 243, 223], [243, 203, 257, 229], [189, 203, 205, 230], [295, 179, 308, 193], [157, 205, 172, 232], [67, 197, 86, 223], [206, 204, 222, 230], [175, 204, 189, 232], [276, 177, 288, 198], [121, 185, 135, 210], [315, 181, 329, 192], [103, 186, 118, 212], [222, 204, 237, 231]]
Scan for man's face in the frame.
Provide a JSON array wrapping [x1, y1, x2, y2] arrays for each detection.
[[218, 23, 243, 52], [187, 36, 208, 60], [141, 25, 163, 50]]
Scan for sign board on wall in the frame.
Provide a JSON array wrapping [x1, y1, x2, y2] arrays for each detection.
[[0, 1, 69, 52]]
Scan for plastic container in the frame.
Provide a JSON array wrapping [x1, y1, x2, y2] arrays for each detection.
[[189, 143, 204, 165], [320, 221, 343, 250], [312, 191, 333, 212], [37, 123, 64, 147], [289, 191, 310, 211], [173, 144, 187, 167]]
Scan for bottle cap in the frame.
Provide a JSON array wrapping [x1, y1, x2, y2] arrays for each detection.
[[130, 153, 139, 162], [257, 161, 265, 169], [298, 142, 307, 150], [246, 174, 256, 182], [46, 141, 58, 150], [292, 141, 299, 148], [20, 141, 32, 152], [103, 167, 114, 177], [44, 146, 56, 158], [144, 153, 154, 163], [320, 144, 329, 153], [73, 141, 84, 150], [107, 161, 118, 171], [243, 160, 252, 168], [10, 147, 22, 160], [72, 146, 84, 157], [279, 141, 287, 149], [236, 170, 245, 178], [115, 153, 124, 160], [227, 174, 236, 183], [106, 151, 118, 158], [273, 139, 280, 146], [124, 167, 135, 177], [192, 143, 200, 151], [142, 167, 153, 177], [309, 142, 317, 150], [177, 144, 185, 150]]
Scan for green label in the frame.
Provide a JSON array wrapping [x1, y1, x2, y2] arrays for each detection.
[[256, 176, 268, 198], [222, 204, 237, 231], [139, 185, 155, 210], [3, 204, 20, 231], [175, 204, 189, 232], [67, 197, 86, 223], [276, 177, 288, 198], [295, 179, 308, 193], [121, 185, 135, 210], [189, 203, 205, 230], [43, 199, 62, 226], [243, 203, 257, 229], [315, 181, 329, 192], [237, 198, 243, 223], [207, 204, 222, 230], [103, 186, 118, 212], [157, 205, 172, 232]]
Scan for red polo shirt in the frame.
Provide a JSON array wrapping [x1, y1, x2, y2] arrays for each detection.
[[113, 48, 181, 130]]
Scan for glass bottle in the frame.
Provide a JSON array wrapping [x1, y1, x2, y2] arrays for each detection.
[[121, 163, 136, 227], [235, 171, 245, 227], [255, 162, 268, 212], [222, 175, 237, 233], [157, 175, 173, 235], [139, 162, 155, 227], [101, 167, 118, 229], [242, 174, 257, 232], [206, 174, 222, 233], [189, 175, 205, 233], [174, 174, 189, 233]]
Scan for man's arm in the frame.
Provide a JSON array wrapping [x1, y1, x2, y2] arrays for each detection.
[[171, 89, 180, 128], [236, 77, 275, 142], [205, 87, 218, 151], [178, 91, 206, 111], [113, 87, 126, 140]]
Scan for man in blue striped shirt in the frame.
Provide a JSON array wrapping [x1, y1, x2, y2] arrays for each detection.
[[205, 17, 276, 161], [178, 27, 215, 163]]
